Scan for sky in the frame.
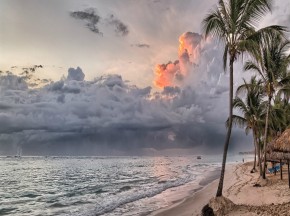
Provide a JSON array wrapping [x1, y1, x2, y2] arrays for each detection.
[[0, 0, 289, 156]]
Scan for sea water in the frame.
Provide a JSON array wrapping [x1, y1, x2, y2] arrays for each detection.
[[0, 155, 253, 216]]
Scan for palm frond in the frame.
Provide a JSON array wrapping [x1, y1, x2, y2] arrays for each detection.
[[244, 61, 266, 81], [226, 114, 247, 128], [202, 8, 227, 40], [240, 0, 272, 28]]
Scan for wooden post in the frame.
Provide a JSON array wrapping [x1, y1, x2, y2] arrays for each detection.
[[280, 159, 283, 180], [288, 160, 290, 188]]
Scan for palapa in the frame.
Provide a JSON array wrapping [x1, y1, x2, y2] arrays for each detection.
[[266, 128, 290, 187], [270, 129, 290, 153]]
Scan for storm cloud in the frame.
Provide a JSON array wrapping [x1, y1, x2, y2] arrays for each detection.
[[0, 61, 251, 156], [0, 68, 211, 155], [4, 0, 285, 155], [0, 29, 255, 156]]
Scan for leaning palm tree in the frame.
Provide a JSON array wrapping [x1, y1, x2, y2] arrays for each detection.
[[232, 77, 264, 175], [244, 34, 290, 179], [202, 0, 284, 197]]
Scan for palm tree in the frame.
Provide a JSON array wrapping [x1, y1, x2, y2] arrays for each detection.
[[244, 34, 290, 179], [232, 77, 264, 174], [275, 82, 290, 131], [267, 96, 290, 137], [202, 0, 283, 197]]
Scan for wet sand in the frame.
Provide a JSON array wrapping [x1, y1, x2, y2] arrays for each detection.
[[151, 167, 226, 216], [152, 162, 290, 216]]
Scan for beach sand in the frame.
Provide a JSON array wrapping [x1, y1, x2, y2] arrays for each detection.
[[152, 162, 290, 216]]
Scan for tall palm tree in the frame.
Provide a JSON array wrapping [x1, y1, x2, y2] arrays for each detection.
[[244, 34, 290, 179], [232, 77, 264, 175], [202, 0, 283, 197]]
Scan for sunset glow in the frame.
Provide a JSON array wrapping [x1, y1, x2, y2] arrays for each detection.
[[153, 32, 204, 88], [154, 61, 180, 88], [1, 1, 290, 215]]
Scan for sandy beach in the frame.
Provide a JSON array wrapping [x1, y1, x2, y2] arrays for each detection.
[[152, 162, 290, 216]]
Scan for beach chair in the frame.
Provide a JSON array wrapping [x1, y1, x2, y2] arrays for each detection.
[[274, 165, 281, 172], [267, 165, 281, 174], [267, 167, 275, 174]]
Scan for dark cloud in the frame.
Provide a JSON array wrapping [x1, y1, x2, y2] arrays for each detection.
[[162, 86, 181, 96], [131, 86, 152, 97], [0, 74, 28, 91], [47, 80, 81, 94], [0, 66, 223, 155], [57, 94, 65, 103], [47, 80, 65, 91], [0, 61, 253, 156], [107, 14, 129, 36], [67, 67, 85, 81], [70, 8, 103, 35], [131, 43, 150, 48], [0, 29, 255, 156], [70, 9, 129, 37], [1, 0, 286, 156]]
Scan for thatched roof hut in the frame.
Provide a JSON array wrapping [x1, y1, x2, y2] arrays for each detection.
[[270, 129, 290, 153], [267, 129, 290, 160], [266, 129, 290, 186]]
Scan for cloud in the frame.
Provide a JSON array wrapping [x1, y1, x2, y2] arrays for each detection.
[[178, 32, 203, 66], [0, 74, 28, 91], [154, 60, 181, 88], [162, 86, 181, 96], [131, 43, 150, 48], [67, 67, 85, 81], [153, 32, 214, 89], [0, 26, 252, 156], [0, 66, 219, 155], [0, 0, 220, 89], [107, 14, 129, 37], [70, 8, 103, 35], [1, 0, 280, 156], [70, 9, 129, 37], [0, 24, 256, 156]]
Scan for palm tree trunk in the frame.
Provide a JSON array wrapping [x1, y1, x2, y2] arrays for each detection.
[[262, 96, 271, 179], [256, 134, 263, 176], [253, 128, 259, 171], [252, 132, 257, 172], [216, 57, 234, 197]]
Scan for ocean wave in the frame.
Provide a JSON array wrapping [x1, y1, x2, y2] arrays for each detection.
[[92, 175, 194, 215]]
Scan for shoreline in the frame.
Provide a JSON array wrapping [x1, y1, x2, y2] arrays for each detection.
[[151, 162, 290, 216], [150, 165, 227, 216], [151, 178, 220, 216]]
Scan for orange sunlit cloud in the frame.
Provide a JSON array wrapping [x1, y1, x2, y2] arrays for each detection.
[[154, 32, 204, 89], [154, 61, 180, 88]]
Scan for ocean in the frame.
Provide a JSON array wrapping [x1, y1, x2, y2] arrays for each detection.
[[0, 155, 253, 216]]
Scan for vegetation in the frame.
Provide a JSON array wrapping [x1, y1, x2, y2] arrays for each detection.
[[231, 77, 264, 174], [202, 0, 288, 196], [243, 33, 290, 178]]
